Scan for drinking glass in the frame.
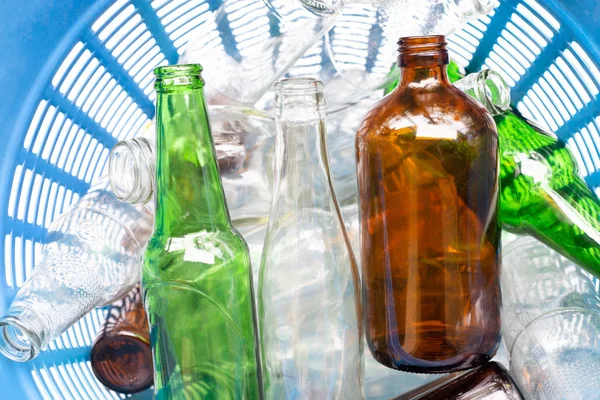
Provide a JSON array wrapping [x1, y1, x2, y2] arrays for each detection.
[[503, 234, 600, 399], [510, 309, 600, 400], [502, 234, 600, 350]]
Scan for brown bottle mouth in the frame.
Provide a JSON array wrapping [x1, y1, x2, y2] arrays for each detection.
[[397, 35, 449, 67], [91, 333, 153, 394]]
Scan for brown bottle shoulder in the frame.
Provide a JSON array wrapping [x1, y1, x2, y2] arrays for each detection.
[[356, 84, 497, 141]]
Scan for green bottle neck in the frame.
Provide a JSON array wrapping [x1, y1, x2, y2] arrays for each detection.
[[154, 83, 230, 236]]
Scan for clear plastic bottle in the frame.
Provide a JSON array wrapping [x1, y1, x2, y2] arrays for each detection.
[[179, 0, 342, 105], [259, 78, 363, 399], [0, 178, 152, 362]]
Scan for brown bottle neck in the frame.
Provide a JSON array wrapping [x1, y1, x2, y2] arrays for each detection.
[[396, 35, 450, 87], [398, 64, 450, 87]]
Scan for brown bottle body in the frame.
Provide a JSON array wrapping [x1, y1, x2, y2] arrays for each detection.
[[394, 362, 524, 399], [356, 36, 501, 373], [91, 284, 153, 394]]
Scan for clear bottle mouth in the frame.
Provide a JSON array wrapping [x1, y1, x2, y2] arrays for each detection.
[[274, 77, 325, 96], [0, 316, 41, 362], [109, 137, 155, 205]]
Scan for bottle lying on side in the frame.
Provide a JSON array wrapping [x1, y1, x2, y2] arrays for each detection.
[[91, 284, 152, 395], [393, 362, 524, 400], [0, 178, 153, 362]]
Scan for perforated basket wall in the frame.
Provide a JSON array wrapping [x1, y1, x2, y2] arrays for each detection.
[[0, 0, 599, 398]]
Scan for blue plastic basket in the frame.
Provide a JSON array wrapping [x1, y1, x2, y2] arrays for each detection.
[[0, 0, 599, 398]]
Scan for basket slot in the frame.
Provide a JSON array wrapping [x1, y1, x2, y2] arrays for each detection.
[[578, 126, 600, 170], [566, 137, 591, 176], [287, 39, 326, 77], [467, 2, 512, 72], [31, 370, 53, 400], [83, 32, 154, 117]]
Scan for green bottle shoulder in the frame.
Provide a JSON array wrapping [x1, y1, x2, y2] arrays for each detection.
[[143, 229, 251, 278]]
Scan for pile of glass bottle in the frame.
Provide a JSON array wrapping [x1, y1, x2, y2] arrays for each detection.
[[2, 1, 600, 399]]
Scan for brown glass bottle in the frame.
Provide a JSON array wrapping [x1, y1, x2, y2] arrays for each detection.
[[394, 362, 524, 399], [356, 35, 501, 373], [91, 284, 153, 394]]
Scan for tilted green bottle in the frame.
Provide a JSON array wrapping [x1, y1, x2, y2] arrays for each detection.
[[385, 61, 600, 277], [143, 64, 261, 399]]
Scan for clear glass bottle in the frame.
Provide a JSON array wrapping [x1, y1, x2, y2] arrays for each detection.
[[91, 284, 153, 394], [356, 36, 501, 373], [259, 77, 363, 399], [0, 178, 152, 362], [179, 0, 341, 105], [327, 0, 497, 91], [143, 64, 261, 399]]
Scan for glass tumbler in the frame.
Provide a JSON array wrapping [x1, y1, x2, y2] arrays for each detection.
[[501, 234, 600, 349], [510, 309, 600, 400], [503, 234, 600, 399]]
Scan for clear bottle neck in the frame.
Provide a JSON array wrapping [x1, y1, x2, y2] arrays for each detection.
[[0, 306, 48, 362], [109, 136, 155, 205], [154, 65, 231, 235], [452, 69, 511, 115], [272, 78, 336, 212]]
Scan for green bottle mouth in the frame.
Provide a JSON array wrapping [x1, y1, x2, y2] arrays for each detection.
[[154, 64, 204, 92]]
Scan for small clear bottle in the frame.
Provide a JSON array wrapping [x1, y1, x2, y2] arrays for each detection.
[[0, 179, 152, 362], [109, 106, 276, 233], [259, 78, 363, 399]]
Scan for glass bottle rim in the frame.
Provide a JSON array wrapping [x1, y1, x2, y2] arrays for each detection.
[[397, 35, 449, 66], [154, 64, 204, 91], [274, 77, 325, 95]]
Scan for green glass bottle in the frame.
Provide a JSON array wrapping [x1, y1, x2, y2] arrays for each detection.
[[143, 64, 261, 399], [385, 61, 600, 277]]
